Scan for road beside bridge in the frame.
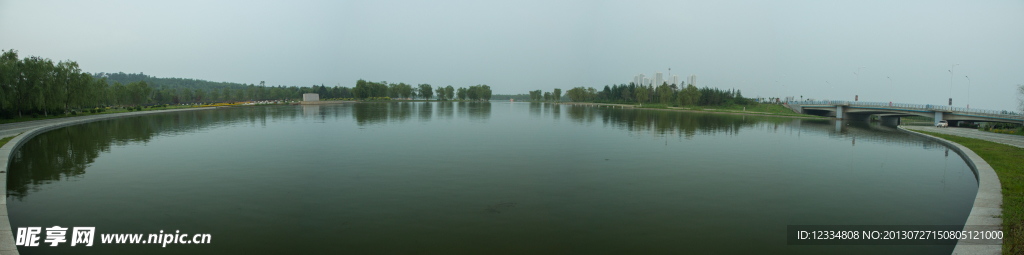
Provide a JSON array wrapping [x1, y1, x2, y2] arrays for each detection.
[[903, 126, 1024, 149]]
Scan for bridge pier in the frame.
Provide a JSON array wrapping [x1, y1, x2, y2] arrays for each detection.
[[934, 112, 943, 126], [836, 106, 843, 119]]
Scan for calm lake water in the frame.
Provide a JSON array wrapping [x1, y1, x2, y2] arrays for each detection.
[[8, 102, 977, 254]]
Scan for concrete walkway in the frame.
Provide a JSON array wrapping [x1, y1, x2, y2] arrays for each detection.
[[0, 107, 224, 255], [898, 126, 1005, 255], [902, 126, 1024, 149]]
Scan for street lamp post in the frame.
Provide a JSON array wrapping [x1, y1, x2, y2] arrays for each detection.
[[948, 64, 958, 106], [826, 81, 832, 101], [854, 67, 865, 101], [965, 75, 971, 109], [774, 80, 779, 103], [887, 76, 892, 106]]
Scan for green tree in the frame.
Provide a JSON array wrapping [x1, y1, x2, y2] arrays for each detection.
[[457, 87, 468, 100], [656, 84, 673, 104], [435, 86, 446, 100], [1018, 84, 1023, 112], [445, 85, 455, 101], [210, 89, 220, 102], [418, 84, 433, 100], [0, 50, 18, 114], [553, 88, 562, 102], [635, 86, 649, 103], [222, 87, 232, 102], [480, 85, 492, 101]]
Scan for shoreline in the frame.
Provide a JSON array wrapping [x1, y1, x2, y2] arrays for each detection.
[[0, 106, 228, 255], [552, 102, 831, 120], [897, 126, 1003, 254]]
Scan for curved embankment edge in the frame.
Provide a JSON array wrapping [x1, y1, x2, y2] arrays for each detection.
[[0, 107, 224, 255], [898, 126, 1003, 255]]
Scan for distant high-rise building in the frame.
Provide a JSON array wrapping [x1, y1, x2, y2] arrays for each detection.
[[655, 72, 663, 86], [643, 77, 650, 86], [687, 74, 697, 86], [639, 73, 646, 86], [672, 75, 679, 86], [633, 75, 639, 86]]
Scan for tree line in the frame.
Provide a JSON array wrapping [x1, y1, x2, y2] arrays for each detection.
[[353, 79, 493, 101], [0, 49, 500, 119], [527, 82, 755, 106]]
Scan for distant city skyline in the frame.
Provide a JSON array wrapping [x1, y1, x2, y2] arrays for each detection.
[[1, 1, 1021, 110]]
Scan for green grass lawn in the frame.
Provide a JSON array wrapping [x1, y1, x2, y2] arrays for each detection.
[[0, 135, 14, 147], [916, 130, 1023, 254]]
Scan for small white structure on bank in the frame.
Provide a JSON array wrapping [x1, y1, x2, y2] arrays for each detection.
[[302, 93, 320, 101]]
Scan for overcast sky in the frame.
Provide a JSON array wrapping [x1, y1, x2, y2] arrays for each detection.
[[1, 0, 1021, 110]]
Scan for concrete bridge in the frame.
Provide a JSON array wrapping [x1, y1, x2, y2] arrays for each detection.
[[787, 100, 1024, 126]]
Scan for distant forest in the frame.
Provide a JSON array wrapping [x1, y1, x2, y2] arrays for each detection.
[[527, 83, 758, 107], [93, 72, 251, 91]]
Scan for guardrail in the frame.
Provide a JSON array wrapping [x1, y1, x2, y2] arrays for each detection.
[[786, 100, 1024, 119]]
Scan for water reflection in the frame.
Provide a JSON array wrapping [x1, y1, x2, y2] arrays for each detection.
[[438, 102, 454, 120], [551, 104, 945, 150], [467, 102, 491, 120], [529, 103, 542, 117], [7, 103, 949, 200], [418, 102, 433, 122]]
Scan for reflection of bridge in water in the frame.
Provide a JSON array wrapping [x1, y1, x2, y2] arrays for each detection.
[[558, 103, 946, 149]]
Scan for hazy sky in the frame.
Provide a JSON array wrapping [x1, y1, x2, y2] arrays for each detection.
[[1, 0, 1022, 110]]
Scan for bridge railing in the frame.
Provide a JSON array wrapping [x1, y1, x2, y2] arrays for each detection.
[[786, 100, 1024, 120]]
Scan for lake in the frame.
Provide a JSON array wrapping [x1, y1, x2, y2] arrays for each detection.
[[7, 102, 977, 254]]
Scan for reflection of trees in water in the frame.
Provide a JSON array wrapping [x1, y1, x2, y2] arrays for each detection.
[[353, 102, 483, 125], [353, 103, 390, 125], [529, 103, 542, 117], [437, 102, 455, 120], [564, 105, 941, 148], [6, 107, 303, 200], [467, 102, 491, 120], [418, 102, 433, 122], [585, 107, 771, 139]]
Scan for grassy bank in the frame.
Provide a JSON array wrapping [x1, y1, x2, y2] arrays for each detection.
[[916, 130, 1023, 254], [672, 103, 827, 118]]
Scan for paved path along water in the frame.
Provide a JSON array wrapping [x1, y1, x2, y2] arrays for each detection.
[[903, 126, 1024, 149], [0, 108, 214, 138], [0, 107, 224, 255]]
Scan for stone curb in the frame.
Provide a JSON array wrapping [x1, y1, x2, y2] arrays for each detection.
[[898, 126, 1003, 255]]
